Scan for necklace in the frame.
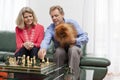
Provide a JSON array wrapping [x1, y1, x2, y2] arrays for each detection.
[[23, 28, 35, 42]]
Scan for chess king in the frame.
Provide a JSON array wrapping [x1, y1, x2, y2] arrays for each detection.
[[55, 23, 77, 48]]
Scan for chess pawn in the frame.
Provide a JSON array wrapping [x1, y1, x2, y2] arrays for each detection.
[[30, 58, 32, 65], [42, 59, 45, 63], [22, 55, 25, 59], [32, 58, 34, 67], [33, 56, 36, 65], [22, 59, 25, 66], [22, 55, 25, 66], [46, 58, 49, 64], [27, 56, 30, 67]]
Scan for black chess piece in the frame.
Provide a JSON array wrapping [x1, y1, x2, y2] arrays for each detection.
[[17, 57, 22, 65], [40, 57, 47, 63], [32, 58, 34, 67], [5, 56, 10, 65]]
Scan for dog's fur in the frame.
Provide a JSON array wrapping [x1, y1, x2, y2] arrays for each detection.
[[55, 23, 77, 48]]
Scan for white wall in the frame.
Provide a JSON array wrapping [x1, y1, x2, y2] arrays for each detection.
[[28, 0, 84, 30]]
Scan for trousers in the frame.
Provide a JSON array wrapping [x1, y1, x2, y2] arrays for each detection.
[[15, 46, 39, 58], [54, 46, 82, 80]]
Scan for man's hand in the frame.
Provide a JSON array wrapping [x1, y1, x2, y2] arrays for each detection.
[[69, 37, 76, 44], [38, 49, 46, 59], [68, 37, 76, 47]]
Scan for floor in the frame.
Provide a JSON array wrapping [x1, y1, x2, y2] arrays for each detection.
[[7, 72, 120, 80], [103, 73, 120, 80], [85, 70, 120, 80]]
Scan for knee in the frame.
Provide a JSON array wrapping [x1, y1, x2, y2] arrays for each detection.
[[55, 47, 66, 57], [69, 46, 78, 50], [68, 46, 81, 56]]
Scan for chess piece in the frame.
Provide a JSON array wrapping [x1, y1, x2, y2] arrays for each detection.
[[9, 57, 14, 65], [22, 55, 25, 66], [30, 58, 32, 66], [42, 59, 45, 63], [17, 57, 22, 65], [22, 55, 25, 59], [31, 56, 36, 67], [46, 58, 49, 64], [33, 56, 36, 65], [5, 56, 10, 65], [27, 56, 30, 67], [13, 57, 17, 65], [32, 58, 34, 67]]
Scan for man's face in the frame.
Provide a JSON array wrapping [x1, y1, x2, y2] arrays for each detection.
[[50, 9, 64, 26]]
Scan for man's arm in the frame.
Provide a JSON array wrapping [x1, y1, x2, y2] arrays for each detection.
[[67, 19, 89, 47], [38, 24, 54, 59]]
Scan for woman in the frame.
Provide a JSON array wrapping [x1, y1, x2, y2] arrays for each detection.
[[15, 7, 44, 59]]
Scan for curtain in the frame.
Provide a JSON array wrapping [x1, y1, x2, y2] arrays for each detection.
[[82, 0, 120, 74], [0, 0, 28, 31]]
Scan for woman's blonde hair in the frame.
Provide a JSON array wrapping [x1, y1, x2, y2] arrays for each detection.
[[16, 7, 38, 29]]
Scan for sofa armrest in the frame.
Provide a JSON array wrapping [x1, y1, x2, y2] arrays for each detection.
[[0, 52, 14, 62], [80, 57, 110, 80], [80, 56, 111, 67]]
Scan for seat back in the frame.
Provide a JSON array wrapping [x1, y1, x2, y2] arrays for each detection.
[[0, 31, 16, 52]]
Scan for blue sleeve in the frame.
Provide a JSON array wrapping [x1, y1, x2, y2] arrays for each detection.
[[40, 24, 54, 49], [67, 19, 89, 47]]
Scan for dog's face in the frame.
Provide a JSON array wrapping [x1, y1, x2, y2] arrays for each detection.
[[55, 23, 77, 47]]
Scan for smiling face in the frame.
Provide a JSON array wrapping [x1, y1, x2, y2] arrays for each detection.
[[23, 12, 33, 27], [50, 9, 64, 26]]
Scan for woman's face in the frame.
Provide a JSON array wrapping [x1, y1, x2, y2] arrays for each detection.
[[23, 12, 33, 26]]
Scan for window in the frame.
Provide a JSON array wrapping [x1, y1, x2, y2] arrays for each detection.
[[0, 0, 29, 31]]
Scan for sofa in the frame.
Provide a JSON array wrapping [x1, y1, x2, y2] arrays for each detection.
[[0, 31, 110, 80]]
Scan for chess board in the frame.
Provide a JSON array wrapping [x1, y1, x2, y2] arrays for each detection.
[[0, 55, 57, 76], [0, 62, 56, 75]]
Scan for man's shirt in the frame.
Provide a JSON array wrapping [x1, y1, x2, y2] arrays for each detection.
[[40, 18, 88, 50]]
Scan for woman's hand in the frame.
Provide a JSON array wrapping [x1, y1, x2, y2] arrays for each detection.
[[23, 41, 34, 50]]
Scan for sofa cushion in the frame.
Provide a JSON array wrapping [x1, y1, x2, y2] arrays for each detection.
[[0, 31, 16, 52]]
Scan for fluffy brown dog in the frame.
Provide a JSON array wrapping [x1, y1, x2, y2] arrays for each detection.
[[55, 23, 77, 48]]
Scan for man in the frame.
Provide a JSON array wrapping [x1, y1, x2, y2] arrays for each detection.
[[38, 5, 88, 80]]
